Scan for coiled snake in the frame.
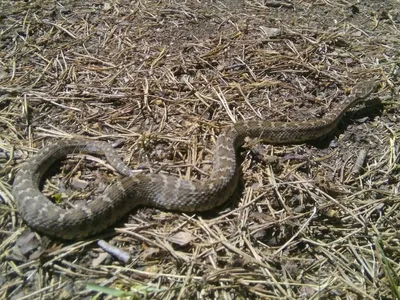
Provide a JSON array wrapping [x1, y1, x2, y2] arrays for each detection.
[[13, 82, 377, 239]]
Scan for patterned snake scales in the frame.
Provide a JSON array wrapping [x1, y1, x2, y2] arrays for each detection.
[[13, 81, 377, 239]]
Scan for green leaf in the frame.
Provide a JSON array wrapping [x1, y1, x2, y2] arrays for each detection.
[[86, 284, 136, 298], [53, 193, 63, 203]]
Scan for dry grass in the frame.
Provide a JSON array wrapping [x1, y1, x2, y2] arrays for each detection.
[[1, 0, 399, 299]]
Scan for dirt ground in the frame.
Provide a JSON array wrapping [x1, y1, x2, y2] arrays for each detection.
[[0, 0, 399, 299]]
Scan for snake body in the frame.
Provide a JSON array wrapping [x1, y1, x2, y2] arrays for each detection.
[[13, 82, 377, 239]]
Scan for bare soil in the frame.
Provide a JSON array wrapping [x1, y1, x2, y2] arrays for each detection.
[[0, 0, 399, 299]]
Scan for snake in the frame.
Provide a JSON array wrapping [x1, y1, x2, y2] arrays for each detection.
[[12, 81, 377, 239]]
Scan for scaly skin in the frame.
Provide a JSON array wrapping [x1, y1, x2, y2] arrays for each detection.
[[12, 81, 378, 239]]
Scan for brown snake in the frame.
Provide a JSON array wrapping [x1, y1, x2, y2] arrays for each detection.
[[13, 81, 377, 239]]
